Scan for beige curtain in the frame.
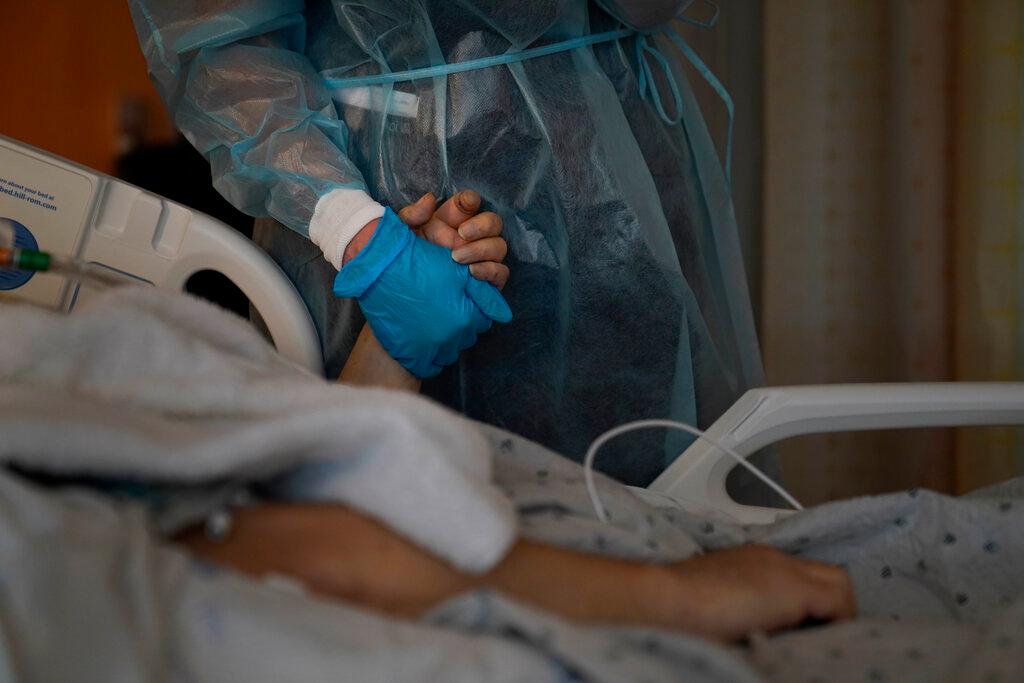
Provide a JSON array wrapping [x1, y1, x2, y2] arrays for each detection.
[[763, 0, 1024, 504], [954, 0, 1024, 492]]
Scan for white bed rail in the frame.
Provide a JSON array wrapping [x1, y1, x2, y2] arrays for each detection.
[[648, 383, 1024, 525], [0, 135, 323, 375]]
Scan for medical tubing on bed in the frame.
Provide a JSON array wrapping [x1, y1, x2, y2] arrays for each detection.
[[320, 17, 734, 182], [583, 419, 803, 523], [0, 246, 50, 272], [0, 247, 137, 288]]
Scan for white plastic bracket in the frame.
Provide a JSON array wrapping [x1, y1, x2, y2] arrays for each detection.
[[647, 383, 1024, 525]]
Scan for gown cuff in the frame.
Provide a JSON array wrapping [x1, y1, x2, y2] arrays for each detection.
[[309, 188, 386, 270]]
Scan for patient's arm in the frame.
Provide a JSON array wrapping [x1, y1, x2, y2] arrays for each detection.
[[338, 325, 420, 391], [179, 503, 855, 643]]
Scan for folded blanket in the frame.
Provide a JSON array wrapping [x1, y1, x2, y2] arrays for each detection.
[[0, 288, 515, 573]]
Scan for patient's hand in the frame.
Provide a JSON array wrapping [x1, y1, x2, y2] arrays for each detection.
[[664, 545, 857, 642], [345, 190, 509, 289], [400, 190, 509, 289]]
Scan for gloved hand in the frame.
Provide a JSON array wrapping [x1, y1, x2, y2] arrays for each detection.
[[333, 208, 512, 378]]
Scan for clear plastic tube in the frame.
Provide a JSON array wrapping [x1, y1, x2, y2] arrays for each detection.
[[0, 246, 137, 289], [45, 254, 138, 288]]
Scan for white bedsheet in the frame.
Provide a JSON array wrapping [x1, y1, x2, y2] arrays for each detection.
[[0, 288, 515, 573], [0, 471, 558, 682]]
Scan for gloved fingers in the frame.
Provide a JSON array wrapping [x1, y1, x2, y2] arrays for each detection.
[[415, 361, 445, 379], [460, 317, 483, 352], [456, 211, 503, 241], [466, 276, 513, 324], [435, 327, 478, 368], [452, 236, 508, 266], [468, 262, 510, 290], [471, 307, 494, 334], [435, 189, 481, 227], [397, 193, 437, 234]]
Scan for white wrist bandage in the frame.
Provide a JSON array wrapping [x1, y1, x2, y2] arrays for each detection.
[[309, 188, 386, 270]]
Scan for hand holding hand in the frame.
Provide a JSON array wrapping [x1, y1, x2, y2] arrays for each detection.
[[334, 202, 511, 378], [344, 190, 509, 289], [398, 190, 509, 290]]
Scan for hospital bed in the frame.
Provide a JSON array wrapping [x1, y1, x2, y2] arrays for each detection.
[[3, 134, 1023, 526]]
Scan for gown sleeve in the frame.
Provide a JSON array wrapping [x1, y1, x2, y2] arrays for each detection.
[[598, 0, 692, 28], [127, 0, 375, 253]]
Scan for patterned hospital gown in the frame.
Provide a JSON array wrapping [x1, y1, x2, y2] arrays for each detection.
[[423, 426, 1024, 682]]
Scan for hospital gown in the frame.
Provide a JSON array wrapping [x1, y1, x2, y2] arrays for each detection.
[[461, 426, 1024, 682]]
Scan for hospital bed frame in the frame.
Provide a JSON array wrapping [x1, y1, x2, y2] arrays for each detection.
[[0, 136, 322, 375], [648, 383, 1024, 524], [4, 136, 1022, 526]]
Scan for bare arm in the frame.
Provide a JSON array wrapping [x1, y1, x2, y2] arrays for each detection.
[[179, 503, 855, 642], [338, 325, 421, 391]]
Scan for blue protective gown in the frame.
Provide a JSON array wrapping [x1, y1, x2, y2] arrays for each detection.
[[129, 0, 773, 494]]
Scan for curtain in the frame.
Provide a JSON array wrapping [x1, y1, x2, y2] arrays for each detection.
[[953, 0, 1024, 492], [763, 0, 1024, 503], [763, 0, 956, 504]]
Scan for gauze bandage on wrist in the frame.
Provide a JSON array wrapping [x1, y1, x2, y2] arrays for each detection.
[[309, 188, 386, 270]]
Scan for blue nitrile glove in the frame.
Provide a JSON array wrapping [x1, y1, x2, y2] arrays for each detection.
[[333, 208, 513, 378]]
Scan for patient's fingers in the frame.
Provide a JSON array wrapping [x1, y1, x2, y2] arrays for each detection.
[[398, 193, 437, 231], [795, 559, 857, 620], [801, 558, 855, 592], [420, 217, 466, 250], [452, 236, 508, 265], [419, 190, 482, 248], [468, 262, 510, 290], [806, 576, 858, 621], [457, 212, 503, 241], [435, 189, 481, 226]]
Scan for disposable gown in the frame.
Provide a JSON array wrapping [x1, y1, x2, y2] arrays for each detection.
[[129, 0, 774, 496]]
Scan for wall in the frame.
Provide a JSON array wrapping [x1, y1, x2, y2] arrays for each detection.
[[0, 0, 174, 174]]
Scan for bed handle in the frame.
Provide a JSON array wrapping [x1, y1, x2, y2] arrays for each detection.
[[648, 383, 1024, 524], [161, 212, 324, 375]]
